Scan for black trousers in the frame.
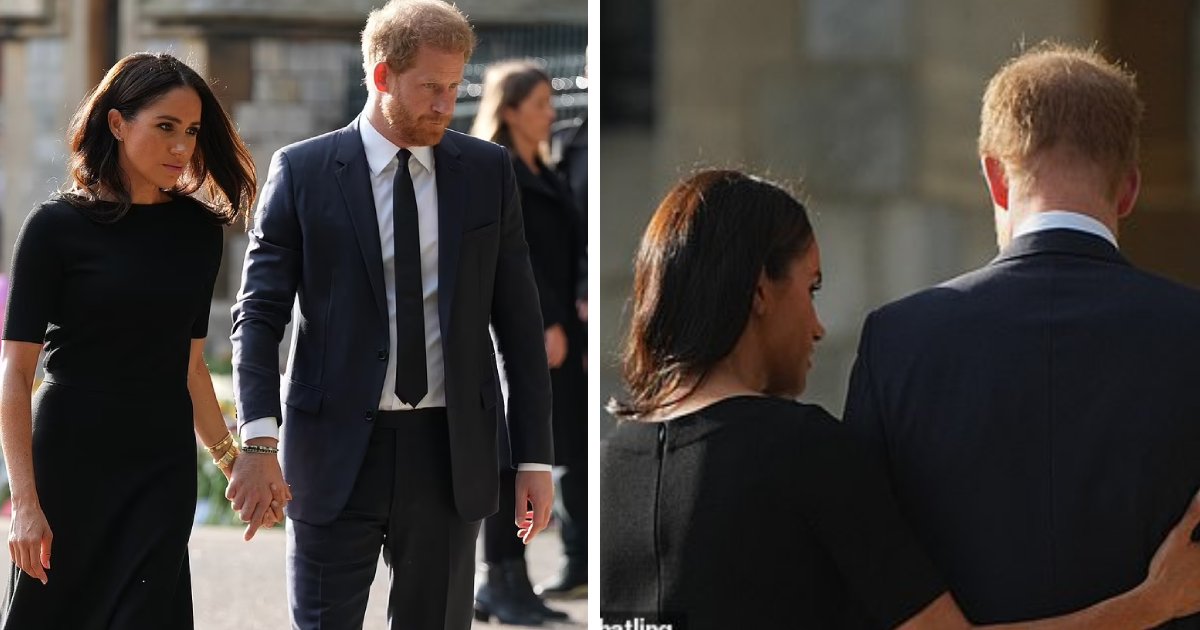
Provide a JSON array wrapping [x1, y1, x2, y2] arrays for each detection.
[[483, 468, 525, 562], [558, 464, 587, 567], [286, 409, 480, 630]]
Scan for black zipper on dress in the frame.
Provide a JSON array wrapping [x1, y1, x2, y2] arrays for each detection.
[[653, 422, 667, 619]]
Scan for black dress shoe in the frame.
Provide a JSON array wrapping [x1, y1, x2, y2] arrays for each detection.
[[534, 561, 587, 600], [474, 562, 544, 626]]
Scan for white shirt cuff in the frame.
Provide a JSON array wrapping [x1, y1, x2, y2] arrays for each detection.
[[516, 463, 552, 472], [240, 417, 280, 442]]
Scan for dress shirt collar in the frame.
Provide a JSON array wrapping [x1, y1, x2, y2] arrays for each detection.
[[359, 114, 434, 177], [1012, 210, 1117, 248]]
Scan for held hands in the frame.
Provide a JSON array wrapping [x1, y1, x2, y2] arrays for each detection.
[[1140, 488, 1200, 622], [545, 325, 568, 369], [514, 470, 554, 545], [226, 448, 291, 541], [8, 501, 52, 585]]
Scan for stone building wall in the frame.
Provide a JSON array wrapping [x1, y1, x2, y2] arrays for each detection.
[[0, 0, 585, 364], [599, 0, 1196, 423]]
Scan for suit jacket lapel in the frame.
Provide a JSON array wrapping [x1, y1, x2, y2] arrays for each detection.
[[334, 116, 389, 331], [435, 132, 465, 337]]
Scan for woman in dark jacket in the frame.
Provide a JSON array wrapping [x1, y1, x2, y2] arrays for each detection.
[[469, 60, 586, 625]]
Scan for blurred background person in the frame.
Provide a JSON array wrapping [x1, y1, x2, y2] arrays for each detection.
[[470, 59, 586, 626], [550, 59, 588, 339], [544, 65, 589, 604]]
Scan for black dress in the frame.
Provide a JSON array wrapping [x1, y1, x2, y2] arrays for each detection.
[[1, 196, 223, 629], [600, 396, 946, 629]]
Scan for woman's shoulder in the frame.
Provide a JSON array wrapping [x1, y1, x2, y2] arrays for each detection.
[[713, 396, 840, 430], [602, 419, 661, 456], [172, 195, 227, 225], [709, 397, 868, 458], [169, 196, 227, 249], [19, 195, 92, 234], [31, 195, 88, 220], [602, 397, 846, 454]]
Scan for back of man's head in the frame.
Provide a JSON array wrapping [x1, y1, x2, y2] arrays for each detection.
[[979, 43, 1143, 199]]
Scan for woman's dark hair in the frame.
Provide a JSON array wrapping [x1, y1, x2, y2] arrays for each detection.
[[61, 52, 256, 224], [608, 169, 815, 420], [468, 59, 552, 150]]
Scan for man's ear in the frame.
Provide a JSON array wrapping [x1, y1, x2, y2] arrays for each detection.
[[371, 62, 391, 93], [1115, 166, 1140, 220], [981, 155, 1010, 210]]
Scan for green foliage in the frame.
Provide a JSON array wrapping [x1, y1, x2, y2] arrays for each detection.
[[195, 447, 241, 525]]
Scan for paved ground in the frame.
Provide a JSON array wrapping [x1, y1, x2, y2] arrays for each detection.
[[0, 519, 586, 629]]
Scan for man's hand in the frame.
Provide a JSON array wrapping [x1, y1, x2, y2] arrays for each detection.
[[545, 325, 568, 368], [514, 470, 554, 545], [226, 444, 290, 541]]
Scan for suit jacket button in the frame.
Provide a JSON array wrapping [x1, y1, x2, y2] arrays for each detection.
[[364, 410, 374, 422], [377, 349, 387, 361]]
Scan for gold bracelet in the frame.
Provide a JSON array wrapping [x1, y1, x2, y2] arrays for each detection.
[[206, 433, 235, 457], [214, 444, 239, 474]]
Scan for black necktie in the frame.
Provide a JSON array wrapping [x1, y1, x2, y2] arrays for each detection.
[[393, 149, 427, 406]]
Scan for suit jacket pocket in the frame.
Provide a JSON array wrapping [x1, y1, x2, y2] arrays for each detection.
[[284, 379, 324, 415], [463, 221, 499, 242]]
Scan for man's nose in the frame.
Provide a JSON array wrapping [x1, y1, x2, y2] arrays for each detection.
[[432, 94, 454, 115]]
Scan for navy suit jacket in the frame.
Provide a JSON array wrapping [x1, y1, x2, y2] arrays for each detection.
[[231, 118, 553, 524], [845, 229, 1200, 626]]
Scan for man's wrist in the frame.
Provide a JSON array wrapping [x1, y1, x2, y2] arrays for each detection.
[[516, 463, 552, 472], [240, 416, 280, 443]]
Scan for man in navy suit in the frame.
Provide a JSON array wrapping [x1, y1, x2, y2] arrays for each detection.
[[844, 43, 1200, 626], [229, 1, 554, 628]]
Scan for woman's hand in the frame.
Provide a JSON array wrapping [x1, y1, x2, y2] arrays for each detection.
[[1139, 489, 1200, 622], [8, 501, 52, 585], [258, 482, 291, 529]]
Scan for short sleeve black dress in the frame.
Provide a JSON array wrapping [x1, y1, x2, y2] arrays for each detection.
[[600, 396, 947, 629], [1, 196, 223, 629]]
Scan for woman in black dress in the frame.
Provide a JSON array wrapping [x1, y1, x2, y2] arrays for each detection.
[[469, 60, 585, 625], [601, 169, 1200, 629], [0, 53, 278, 629]]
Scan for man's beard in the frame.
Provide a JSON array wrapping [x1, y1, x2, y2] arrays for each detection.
[[383, 97, 450, 146]]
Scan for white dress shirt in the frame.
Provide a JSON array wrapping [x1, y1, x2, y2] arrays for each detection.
[[1012, 210, 1117, 247], [242, 115, 549, 471]]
